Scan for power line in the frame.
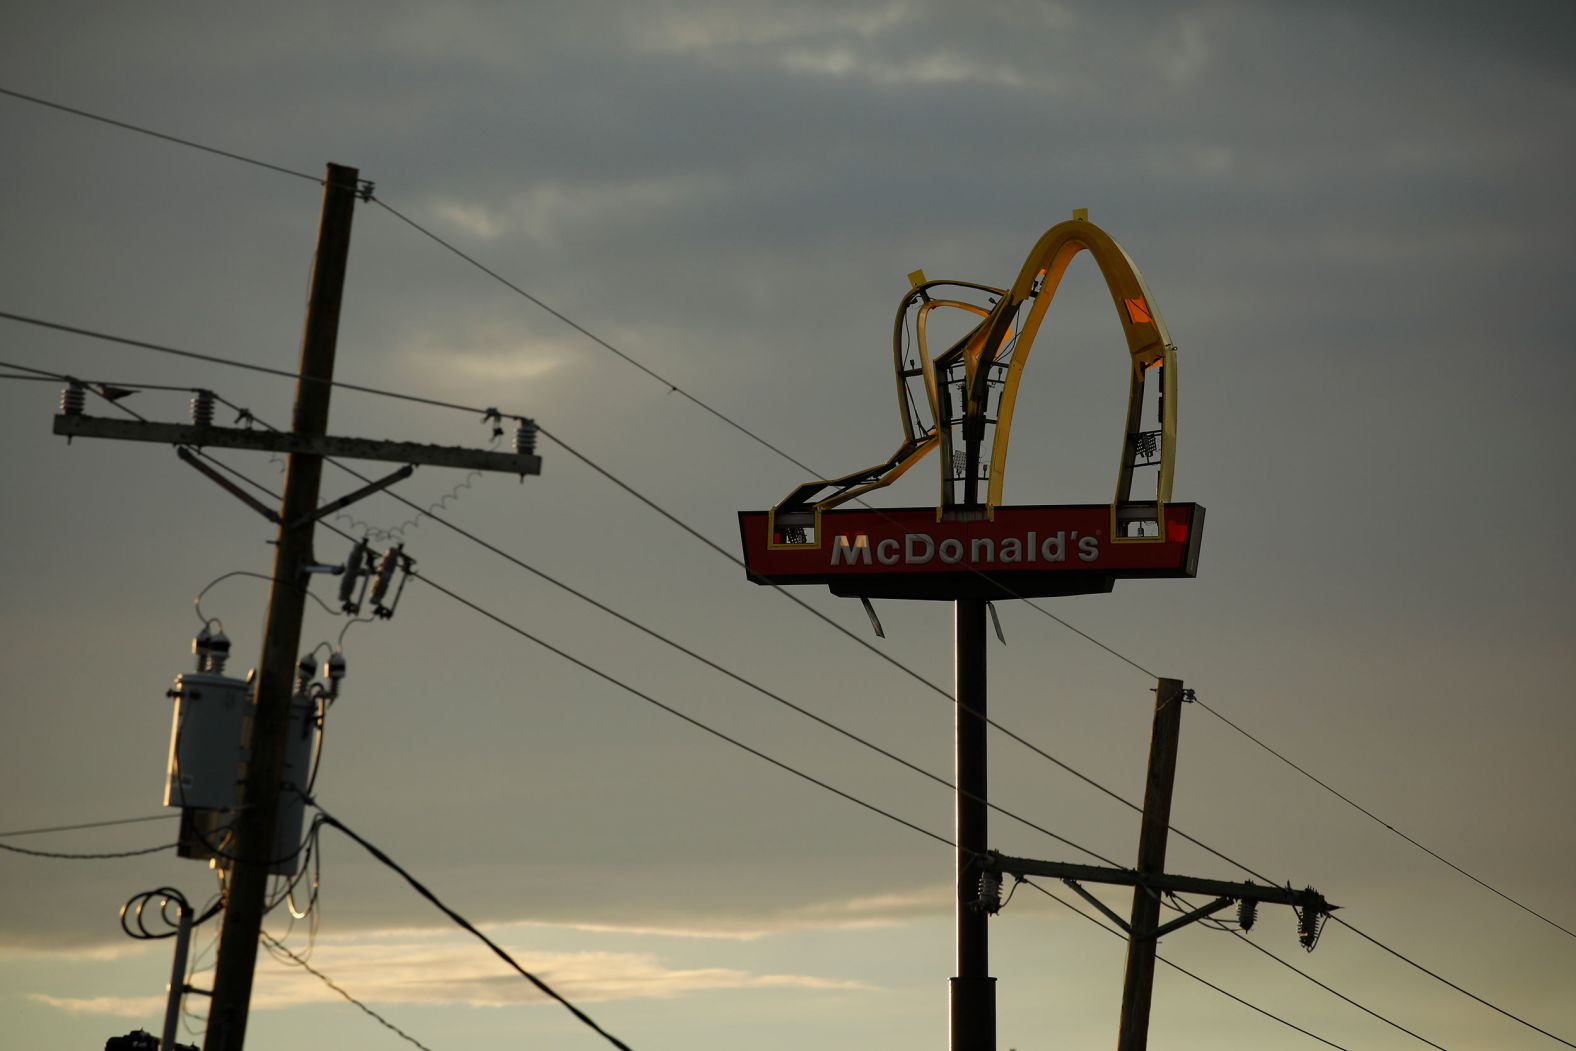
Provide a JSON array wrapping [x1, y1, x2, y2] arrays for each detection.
[[0, 309, 517, 420], [16, 340, 1572, 1046], [1191, 694, 1576, 942], [387, 557, 1518, 1051], [306, 803, 634, 1051], [0, 840, 174, 859], [197, 392, 1115, 865], [4, 84, 1569, 958], [342, 448, 1576, 1048], [5, 86, 1568, 1034], [0, 813, 176, 838], [1328, 916, 1576, 1049], [313, 446, 1120, 867], [368, 196, 822, 474], [369, 568, 1444, 1050], [86, 422, 1536, 1050], [531, 422, 1273, 881], [1023, 880, 1351, 1050], [261, 931, 436, 1051], [0, 85, 323, 185], [407, 570, 956, 853], [1223, 925, 1449, 1050]]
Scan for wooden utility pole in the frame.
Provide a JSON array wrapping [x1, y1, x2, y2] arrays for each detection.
[[983, 678, 1332, 1050], [48, 162, 542, 1050], [1116, 676, 1185, 1051], [203, 162, 360, 1051]]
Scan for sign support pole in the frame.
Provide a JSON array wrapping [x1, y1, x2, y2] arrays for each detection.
[[951, 597, 995, 1050]]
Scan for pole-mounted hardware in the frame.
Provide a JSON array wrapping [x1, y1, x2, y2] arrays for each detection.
[[45, 161, 546, 1051], [982, 853, 1335, 941], [985, 679, 1337, 1051], [56, 412, 542, 475]]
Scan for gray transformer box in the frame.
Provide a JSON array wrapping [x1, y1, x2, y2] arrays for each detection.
[[271, 693, 317, 876], [164, 671, 251, 810]]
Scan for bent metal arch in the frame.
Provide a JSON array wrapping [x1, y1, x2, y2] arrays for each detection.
[[739, 213, 1204, 600]]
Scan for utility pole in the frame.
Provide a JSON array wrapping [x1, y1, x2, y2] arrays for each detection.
[[50, 162, 542, 1050], [983, 678, 1334, 1051], [203, 161, 360, 1051], [1116, 677, 1184, 1051]]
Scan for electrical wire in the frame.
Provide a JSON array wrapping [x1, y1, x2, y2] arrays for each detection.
[[0, 310, 522, 419], [388, 565, 1490, 1050], [532, 422, 1271, 880], [406, 570, 956, 853], [306, 802, 634, 1051], [261, 931, 435, 1051], [369, 196, 818, 475], [3, 88, 1567, 1037], [395, 481, 1576, 1046], [0, 840, 174, 859], [367, 191, 1575, 947], [57, 425, 1510, 1048], [0, 813, 176, 838], [1189, 694, 1576, 942], [17, 324, 1571, 1048], [1221, 926, 1450, 1050], [202, 396, 1117, 866], [1023, 879, 1352, 1050], [0, 85, 324, 185], [1328, 915, 1576, 1049], [16, 295, 1567, 960], [196, 568, 339, 625], [313, 453, 1119, 867], [5, 84, 1569, 959]]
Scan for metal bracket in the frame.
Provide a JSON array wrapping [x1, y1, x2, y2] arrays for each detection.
[[859, 596, 885, 639], [1146, 895, 1234, 941], [289, 464, 414, 527], [987, 601, 1006, 644], [176, 447, 280, 524], [1062, 879, 1130, 934]]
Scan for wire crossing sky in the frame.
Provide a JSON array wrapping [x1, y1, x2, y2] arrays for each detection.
[[2, 5, 1573, 1050]]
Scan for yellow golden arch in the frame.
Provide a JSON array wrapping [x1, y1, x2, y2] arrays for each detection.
[[771, 213, 1177, 544]]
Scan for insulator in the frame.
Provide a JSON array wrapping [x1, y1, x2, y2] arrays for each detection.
[[1297, 900, 1325, 952], [205, 631, 231, 676], [977, 870, 1002, 914], [60, 381, 86, 416], [514, 418, 538, 457], [191, 389, 216, 428], [192, 627, 213, 673], [368, 545, 402, 609], [1237, 898, 1258, 932], [338, 538, 369, 612], [296, 653, 316, 693], [323, 652, 346, 682]]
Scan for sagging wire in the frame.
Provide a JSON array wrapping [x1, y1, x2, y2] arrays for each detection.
[[332, 415, 502, 542], [260, 930, 437, 1051], [194, 569, 338, 627]]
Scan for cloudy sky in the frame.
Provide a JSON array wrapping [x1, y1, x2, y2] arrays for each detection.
[[2, 2, 1573, 1048]]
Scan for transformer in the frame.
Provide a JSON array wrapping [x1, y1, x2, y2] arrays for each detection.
[[164, 669, 250, 811]]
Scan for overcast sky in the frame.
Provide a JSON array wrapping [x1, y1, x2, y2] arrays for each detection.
[[2, 2, 1574, 1049]]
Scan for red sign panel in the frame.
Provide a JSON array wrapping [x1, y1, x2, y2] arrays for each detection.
[[738, 504, 1204, 601]]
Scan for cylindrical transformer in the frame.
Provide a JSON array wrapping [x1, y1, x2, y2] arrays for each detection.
[[164, 670, 251, 810], [270, 691, 318, 876]]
